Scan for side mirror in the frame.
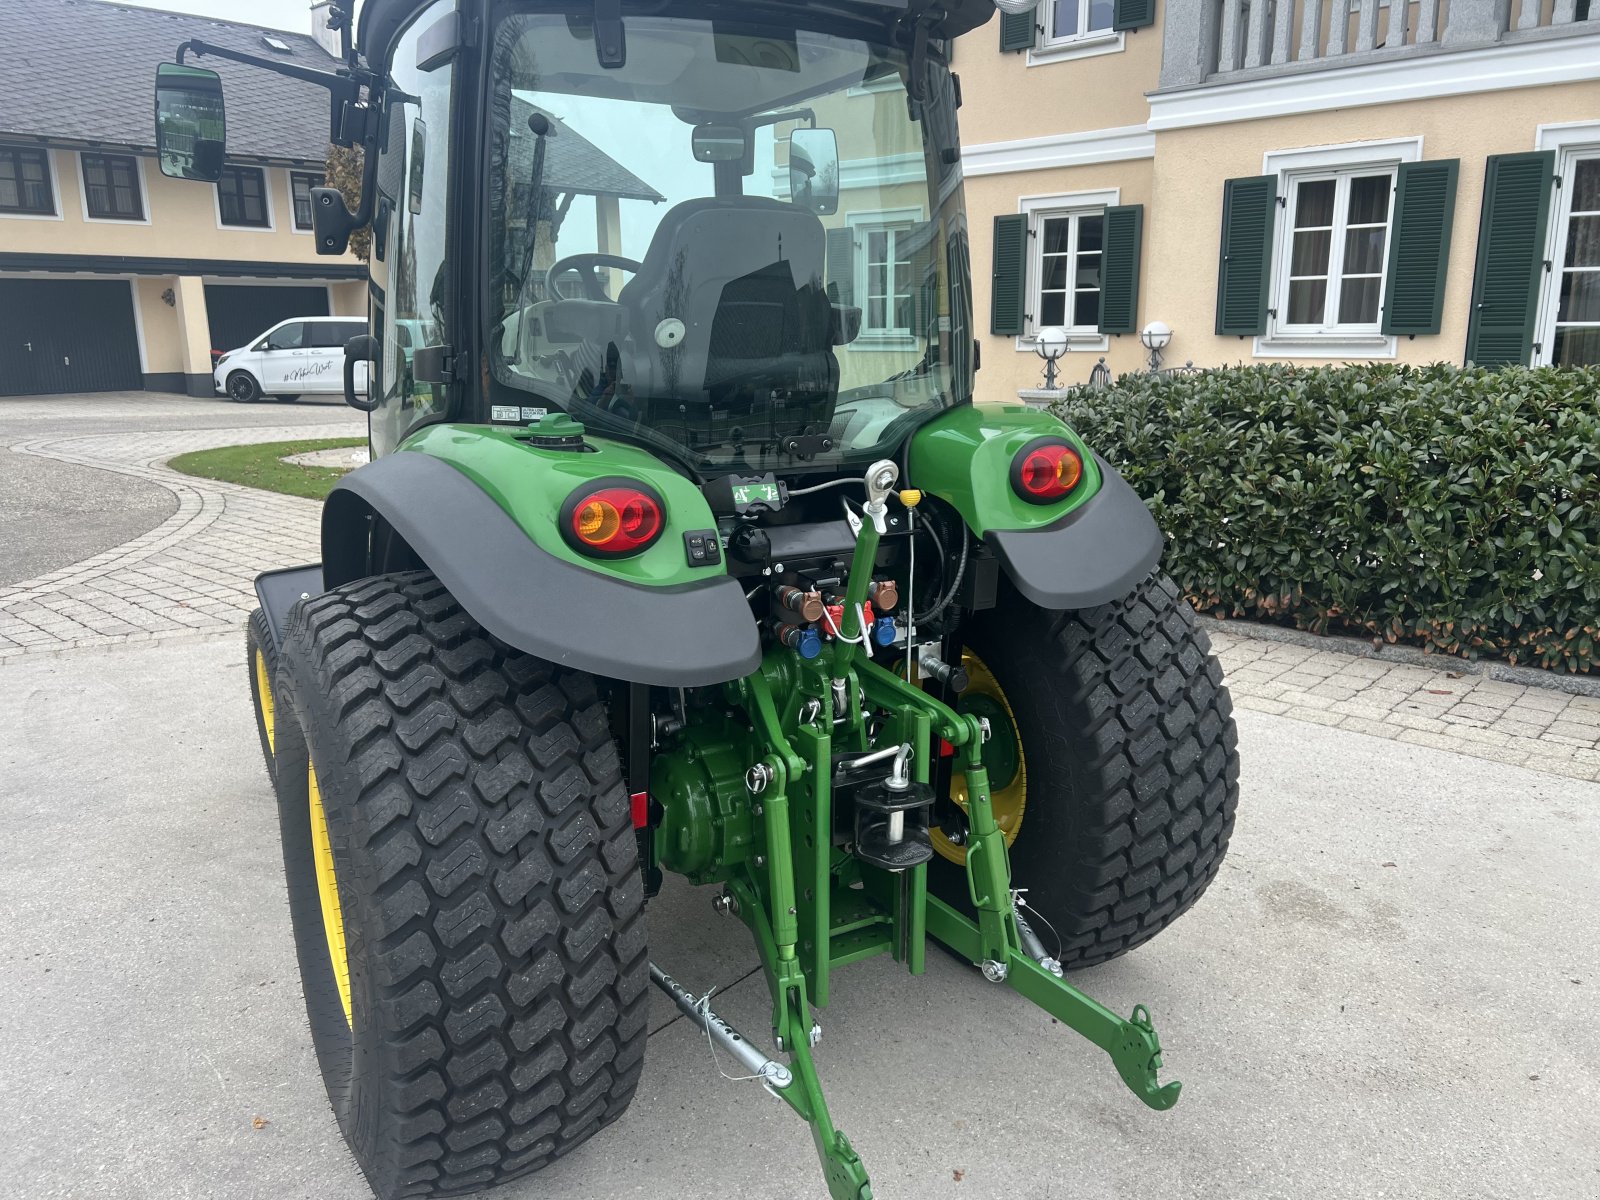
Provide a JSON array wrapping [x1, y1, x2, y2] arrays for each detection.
[[789, 128, 839, 217], [154, 63, 227, 182], [344, 335, 379, 412]]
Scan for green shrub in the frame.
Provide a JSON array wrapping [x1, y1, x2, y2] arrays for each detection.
[[1052, 363, 1600, 674]]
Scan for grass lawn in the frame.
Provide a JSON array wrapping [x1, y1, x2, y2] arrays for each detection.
[[167, 438, 368, 501]]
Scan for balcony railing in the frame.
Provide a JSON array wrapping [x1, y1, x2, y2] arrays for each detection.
[[1160, 0, 1599, 88]]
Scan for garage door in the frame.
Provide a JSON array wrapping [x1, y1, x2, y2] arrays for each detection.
[[0, 279, 142, 396], [205, 284, 329, 356]]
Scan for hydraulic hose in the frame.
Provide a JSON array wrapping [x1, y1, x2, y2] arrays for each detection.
[[915, 513, 968, 625]]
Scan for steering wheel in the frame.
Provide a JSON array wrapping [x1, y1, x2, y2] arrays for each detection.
[[545, 253, 644, 302]]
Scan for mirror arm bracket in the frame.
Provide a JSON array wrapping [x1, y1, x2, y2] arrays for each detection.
[[177, 38, 360, 93], [594, 0, 626, 69]]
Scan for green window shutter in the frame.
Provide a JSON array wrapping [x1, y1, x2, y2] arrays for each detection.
[[990, 213, 1029, 336], [1382, 159, 1459, 336], [1113, 0, 1157, 31], [1098, 204, 1144, 334], [1215, 175, 1277, 336], [1465, 151, 1555, 367], [999, 10, 1036, 52], [827, 226, 855, 307]]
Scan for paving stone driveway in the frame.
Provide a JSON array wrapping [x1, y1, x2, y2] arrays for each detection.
[[0, 393, 361, 657], [3, 392, 1597, 782]]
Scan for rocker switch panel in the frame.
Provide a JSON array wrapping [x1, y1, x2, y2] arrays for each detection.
[[683, 529, 722, 568]]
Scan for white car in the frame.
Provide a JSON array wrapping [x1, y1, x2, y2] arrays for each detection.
[[213, 316, 369, 403]]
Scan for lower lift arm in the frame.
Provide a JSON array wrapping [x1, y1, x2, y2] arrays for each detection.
[[856, 657, 1182, 1111]]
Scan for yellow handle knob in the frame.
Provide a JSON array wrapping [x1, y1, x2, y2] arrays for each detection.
[[899, 489, 923, 507]]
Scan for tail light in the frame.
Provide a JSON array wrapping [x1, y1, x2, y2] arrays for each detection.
[[1010, 437, 1084, 505], [560, 479, 666, 558]]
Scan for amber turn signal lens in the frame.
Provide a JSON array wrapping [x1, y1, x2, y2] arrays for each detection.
[[1010, 438, 1084, 504], [561, 481, 666, 557]]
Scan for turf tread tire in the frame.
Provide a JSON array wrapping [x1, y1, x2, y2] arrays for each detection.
[[272, 571, 647, 1199], [948, 570, 1239, 969]]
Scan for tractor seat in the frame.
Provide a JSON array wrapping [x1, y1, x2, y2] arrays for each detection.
[[618, 197, 837, 421]]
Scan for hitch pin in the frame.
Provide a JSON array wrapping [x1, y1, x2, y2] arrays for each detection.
[[649, 963, 793, 1090]]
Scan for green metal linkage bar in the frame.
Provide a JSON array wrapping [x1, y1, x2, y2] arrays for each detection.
[[924, 896, 1182, 1111], [728, 866, 874, 1197], [855, 656, 973, 745], [828, 499, 883, 681], [792, 721, 833, 1007]]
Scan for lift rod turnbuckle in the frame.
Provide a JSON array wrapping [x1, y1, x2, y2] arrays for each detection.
[[648, 962, 793, 1091]]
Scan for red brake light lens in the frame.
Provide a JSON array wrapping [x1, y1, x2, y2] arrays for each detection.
[[561, 480, 666, 557], [1010, 438, 1084, 504]]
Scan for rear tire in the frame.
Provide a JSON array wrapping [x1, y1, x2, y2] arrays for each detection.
[[226, 371, 261, 403], [934, 571, 1239, 969], [273, 571, 649, 1199], [247, 608, 279, 787]]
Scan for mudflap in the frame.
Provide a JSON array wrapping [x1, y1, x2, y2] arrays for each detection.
[[253, 563, 324, 653]]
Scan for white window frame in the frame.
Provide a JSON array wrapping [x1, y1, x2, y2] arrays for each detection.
[[1014, 188, 1117, 354], [211, 163, 276, 232], [1533, 121, 1600, 367], [78, 151, 151, 226], [1255, 137, 1420, 359], [289, 169, 324, 234], [847, 207, 922, 350], [1028, 0, 1123, 67]]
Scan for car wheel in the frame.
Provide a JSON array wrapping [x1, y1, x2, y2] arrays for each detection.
[[226, 371, 262, 403]]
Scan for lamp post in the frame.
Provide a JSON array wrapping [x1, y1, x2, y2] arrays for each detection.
[[1034, 326, 1069, 390], [1140, 320, 1173, 373]]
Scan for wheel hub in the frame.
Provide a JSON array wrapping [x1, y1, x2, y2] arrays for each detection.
[[933, 649, 1026, 866]]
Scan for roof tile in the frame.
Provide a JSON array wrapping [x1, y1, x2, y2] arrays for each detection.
[[0, 0, 338, 163]]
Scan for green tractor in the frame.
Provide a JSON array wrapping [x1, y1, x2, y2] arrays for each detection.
[[159, 1, 1237, 1195]]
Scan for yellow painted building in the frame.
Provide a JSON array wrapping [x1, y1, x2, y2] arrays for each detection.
[[952, 0, 1600, 395], [1, 0, 365, 396]]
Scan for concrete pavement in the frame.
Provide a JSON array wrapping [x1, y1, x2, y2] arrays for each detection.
[[1, 634, 1596, 1200]]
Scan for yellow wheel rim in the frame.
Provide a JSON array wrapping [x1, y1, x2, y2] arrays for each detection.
[[254, 648, 276, 755], [932, 649, 1027, 867], [308, 762, 353, 1028]]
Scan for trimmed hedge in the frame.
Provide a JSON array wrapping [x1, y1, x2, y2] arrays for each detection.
[[1053, 363, 1600, 674]]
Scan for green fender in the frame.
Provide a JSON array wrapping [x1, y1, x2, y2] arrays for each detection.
[[908, 403, 1164, 610]]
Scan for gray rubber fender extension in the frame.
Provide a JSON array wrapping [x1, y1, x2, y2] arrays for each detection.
[[984, 455, 1165, 611], [320, 452, 763, 688]]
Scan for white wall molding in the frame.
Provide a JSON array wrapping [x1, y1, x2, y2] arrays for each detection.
[[1148, 32, 1600, 131], [962, 124, 1154, 178]]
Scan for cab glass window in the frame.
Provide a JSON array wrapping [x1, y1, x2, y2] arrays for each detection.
[[370, 0, 456, 456]]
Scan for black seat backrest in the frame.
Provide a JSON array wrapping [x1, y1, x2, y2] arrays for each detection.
[[618, 197, 836, 421]]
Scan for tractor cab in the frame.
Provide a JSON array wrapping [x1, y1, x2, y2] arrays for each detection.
[[156, 0, 984, 467]]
